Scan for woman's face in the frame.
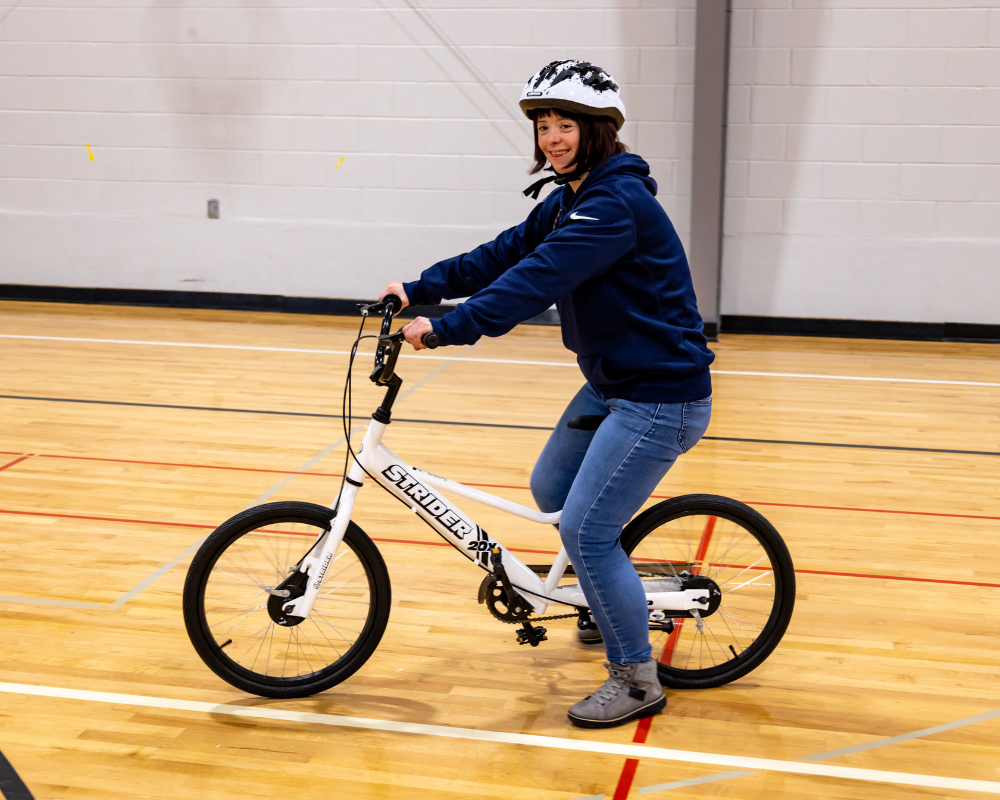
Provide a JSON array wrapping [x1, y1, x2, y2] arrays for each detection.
[[536, 112, 580, 174]]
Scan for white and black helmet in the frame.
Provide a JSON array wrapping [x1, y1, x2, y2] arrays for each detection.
[[519, 60, 626, 130]]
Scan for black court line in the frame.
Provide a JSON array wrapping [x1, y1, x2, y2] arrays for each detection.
[[0, 749, 34, 800], [2, 393, 999, 458]]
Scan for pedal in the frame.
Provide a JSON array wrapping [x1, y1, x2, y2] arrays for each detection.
[[515, 621, 547, 647]]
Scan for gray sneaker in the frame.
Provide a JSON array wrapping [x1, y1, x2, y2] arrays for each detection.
[[568, 659, 666, 728]]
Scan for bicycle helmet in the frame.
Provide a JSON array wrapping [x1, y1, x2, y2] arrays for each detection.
[[519, 60, 626, 131]]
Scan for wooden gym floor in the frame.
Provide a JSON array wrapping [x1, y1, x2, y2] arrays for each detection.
[[0, 299, 998, 799]]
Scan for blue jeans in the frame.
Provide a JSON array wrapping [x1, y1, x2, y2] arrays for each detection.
[[530, 383, 712, 664]]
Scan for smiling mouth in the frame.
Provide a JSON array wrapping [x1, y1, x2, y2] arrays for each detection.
[[548, 150, 570, 158]]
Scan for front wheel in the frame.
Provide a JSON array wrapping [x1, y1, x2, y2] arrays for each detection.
[[623, 494, 795, 689], [182, 501, 391, 698]]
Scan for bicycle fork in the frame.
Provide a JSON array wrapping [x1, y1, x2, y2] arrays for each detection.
[[278, 434, 373, 622]]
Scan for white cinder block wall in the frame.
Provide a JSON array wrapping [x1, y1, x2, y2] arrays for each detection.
[[0, 2, 695, 301], [722, 1, 1000, 325]]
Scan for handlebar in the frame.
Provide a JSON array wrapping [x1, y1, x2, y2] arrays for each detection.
[[358, 295, 439, 385]]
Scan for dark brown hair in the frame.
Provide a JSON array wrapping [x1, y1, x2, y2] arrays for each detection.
[[528, 107, 628, 175]]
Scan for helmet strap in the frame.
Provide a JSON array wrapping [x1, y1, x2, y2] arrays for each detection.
[[523, 163, 589, 200]]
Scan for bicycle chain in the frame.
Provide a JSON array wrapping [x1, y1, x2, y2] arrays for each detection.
[[494, 610, 581, 625], [485, 566, 679, 626], [481, 571, 583, 625]]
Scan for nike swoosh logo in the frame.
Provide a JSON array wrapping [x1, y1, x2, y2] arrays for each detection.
[[569, 212, 599, 221]]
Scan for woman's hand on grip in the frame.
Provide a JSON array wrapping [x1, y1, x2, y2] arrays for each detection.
[[402, 317, 434, 351], [378, 283, 409, 309]]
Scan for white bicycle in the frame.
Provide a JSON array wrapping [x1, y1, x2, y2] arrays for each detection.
[[183, 297, 795, 698]]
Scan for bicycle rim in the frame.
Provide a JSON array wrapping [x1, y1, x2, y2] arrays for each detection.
[[627, 505, 788, 683], [202, 520, 374, 682]]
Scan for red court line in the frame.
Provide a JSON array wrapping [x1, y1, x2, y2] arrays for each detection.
[[1, 509, 997, 588], [35, 452, 342, 478], [612, 758, 639, 800], [0, 455, 32, 473], [633, 715, 653, 744], [0, 508, 214, 530], [793, 568, 998, 588], [610, 716, 653, 800], [647, 494, 1000, 522], [16, 449, 1000, 522], [660, 516, 716, 665], [737, 500, 1000, 522]]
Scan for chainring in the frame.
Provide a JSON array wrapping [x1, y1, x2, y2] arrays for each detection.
[[479, 575, 533, 622]]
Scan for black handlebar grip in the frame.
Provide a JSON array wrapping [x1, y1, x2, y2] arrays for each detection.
[[384, 294, 403, 313], [421, 332, 440, 349]]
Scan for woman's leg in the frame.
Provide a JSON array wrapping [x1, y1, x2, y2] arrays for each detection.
[[560, 397, 712, 664], [530, 382, 608, 514]]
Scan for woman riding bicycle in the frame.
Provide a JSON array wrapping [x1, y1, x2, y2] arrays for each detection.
[[380, 59, 715, 729]]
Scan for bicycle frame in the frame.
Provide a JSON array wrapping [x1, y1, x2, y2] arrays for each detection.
[[281, 416, 714, 622]]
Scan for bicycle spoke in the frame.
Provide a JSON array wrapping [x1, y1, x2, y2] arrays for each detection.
[[629, 505, 787, 683], [200, 520, 376, 681]]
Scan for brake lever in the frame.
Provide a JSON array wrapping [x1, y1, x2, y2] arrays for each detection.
[[357, 295, 402, 318], [356, 300, 383, 317]]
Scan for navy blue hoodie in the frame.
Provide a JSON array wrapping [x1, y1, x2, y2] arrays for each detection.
[[403, 153, 715, 403]]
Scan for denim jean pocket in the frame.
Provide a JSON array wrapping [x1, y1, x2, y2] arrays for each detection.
[[677, 397, 712, 453]]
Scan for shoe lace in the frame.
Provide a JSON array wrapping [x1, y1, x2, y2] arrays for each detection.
[[591, 662, 633, 707]]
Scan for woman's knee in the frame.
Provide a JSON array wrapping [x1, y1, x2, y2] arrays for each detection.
[[530, 462, 564, 514], [558, 504, 608, 556]]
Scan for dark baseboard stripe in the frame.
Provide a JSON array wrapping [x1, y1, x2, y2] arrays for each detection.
[[721, 315, 1000, 343], [0, 750, 34, 800], [5, 287, 992, 342], [1, 393, 998, 458], [0, 284, 561, 326]]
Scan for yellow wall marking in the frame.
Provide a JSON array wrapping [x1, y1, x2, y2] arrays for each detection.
[[334, 157, 344, 168], [85, 144, 95, 161]]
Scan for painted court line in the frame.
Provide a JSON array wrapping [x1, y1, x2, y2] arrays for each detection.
[[108, 340, 474, 608], [0, 683, 997, 795], [4, 394, 1000, 459], [637, 706, 1000, 795], [7, 449, 1000, 522], [0, 455, 32, 473], [0, 745, 35, 800], [3, 334, 999, 388], [0, 595, 102, 610], [1, 508, 998, 590]]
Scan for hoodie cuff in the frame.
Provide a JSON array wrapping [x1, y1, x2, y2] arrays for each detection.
[[430, 306, 480, 348], [402, 280, 431, 307]]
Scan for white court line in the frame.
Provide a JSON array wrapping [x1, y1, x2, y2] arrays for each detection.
[[2, 334, 999, 388], [0, 682, 997, 795]]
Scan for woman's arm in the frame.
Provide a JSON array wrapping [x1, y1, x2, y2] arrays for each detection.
[[401, 200, 554, 306], [431, 189, 635, 345]]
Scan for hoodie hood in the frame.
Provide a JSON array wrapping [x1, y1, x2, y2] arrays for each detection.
[[582, 153, 658, 197]]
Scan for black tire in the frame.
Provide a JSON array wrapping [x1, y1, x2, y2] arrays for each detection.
[[182, 501, 391, 698], [621, 494, 795, 689]]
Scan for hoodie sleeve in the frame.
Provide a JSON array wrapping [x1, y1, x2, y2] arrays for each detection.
[[430, 189, 636, 346], [402, 198, 555, 306]]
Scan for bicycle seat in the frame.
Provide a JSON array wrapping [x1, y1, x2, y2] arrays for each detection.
[[567, 415, 607, 431]]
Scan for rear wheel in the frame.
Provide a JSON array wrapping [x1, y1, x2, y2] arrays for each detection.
[[183, 501, 391, 698], [622, 494, 795, 689]]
